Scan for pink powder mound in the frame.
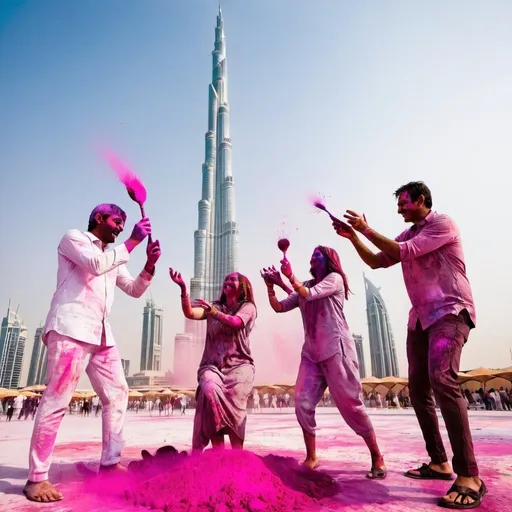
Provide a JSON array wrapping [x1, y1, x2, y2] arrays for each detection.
[[126, 450, 331, 512], [102, 149, 147, 205]]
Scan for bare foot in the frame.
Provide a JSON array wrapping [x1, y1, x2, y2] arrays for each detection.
[[98, 463, 128, 475], [441, 476, 484, 507], [302, 457, 319, 470], [23, 480, 63, 502]]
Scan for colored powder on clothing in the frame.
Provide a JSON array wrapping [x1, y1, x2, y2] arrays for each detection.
[[102, 149, 147, 205], [125, 450, 337, 511]]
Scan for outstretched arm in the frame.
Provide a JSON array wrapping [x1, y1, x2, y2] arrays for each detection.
[[169, 268, 206, 320], [332, 216, 400, 268]]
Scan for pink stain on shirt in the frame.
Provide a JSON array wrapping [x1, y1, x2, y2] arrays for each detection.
[[376, 211, 476, 329]]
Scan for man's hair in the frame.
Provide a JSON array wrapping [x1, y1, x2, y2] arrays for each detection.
[[87, 204, 127, 231], [394, 181, 433, 208]]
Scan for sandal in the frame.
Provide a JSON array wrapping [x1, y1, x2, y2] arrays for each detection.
[[438, 480, 487, 509], [405, 463, 453, 480], [366, 467, 387, 479]]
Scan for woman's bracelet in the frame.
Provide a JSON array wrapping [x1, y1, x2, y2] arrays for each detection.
[[208, 305, 220, 316], [180, 294, 189, 301]]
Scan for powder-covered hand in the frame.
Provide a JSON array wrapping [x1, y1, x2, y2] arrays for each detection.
[[169, 268, 186, 289], [332, 218, 356, 240], [280, 258, 293, 279], [130, 217, 152, 242], [146, 240, 161, 265], [260, 266, 285, 287], [343, 210, 369, 233], [192, 299, 212, 312]]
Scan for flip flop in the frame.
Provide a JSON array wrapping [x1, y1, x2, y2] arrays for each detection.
[[367, 467, 387, 479], [438, 480, 487, 509], [405, 463, 453, 480]]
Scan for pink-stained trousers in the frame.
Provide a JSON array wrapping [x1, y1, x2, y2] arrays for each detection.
[[28, 331, 128, 482], [295, 353, 374, 439]]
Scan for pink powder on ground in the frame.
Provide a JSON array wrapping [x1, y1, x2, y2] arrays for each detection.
[[126, 450, 333, 511]]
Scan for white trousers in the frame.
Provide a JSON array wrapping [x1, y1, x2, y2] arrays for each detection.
[[28, 331, 128, 482]]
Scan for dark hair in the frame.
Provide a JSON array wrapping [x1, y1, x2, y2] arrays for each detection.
[[393, 181, 433, 208], [88, 204, 127, 231], [315, 246, 352, 300], [216, 273, 256, 310]]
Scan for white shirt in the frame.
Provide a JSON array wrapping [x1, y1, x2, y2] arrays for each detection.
[[14, 395, 25, 408], [43, 229, 153, 347]]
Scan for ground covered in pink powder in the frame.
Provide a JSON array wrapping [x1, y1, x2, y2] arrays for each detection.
[[1, 409, 511, 511], [125, 450, 334, 511]]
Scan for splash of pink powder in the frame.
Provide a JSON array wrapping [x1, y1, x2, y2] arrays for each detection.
[[125, 450, 328, 511], [101, 149, 147, 206]]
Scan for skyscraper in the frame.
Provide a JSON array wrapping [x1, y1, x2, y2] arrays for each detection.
[[140, 298, 163, 372], [121, 359, 130, 377], [27, 327, 47, 386], [352, 334, 366, 378], [173, 7, 239, 385], [364, 274, 399, 378], [0, 304, 28, 388]]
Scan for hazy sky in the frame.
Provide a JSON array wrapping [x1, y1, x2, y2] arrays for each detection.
[[1, 0, 512, 388]]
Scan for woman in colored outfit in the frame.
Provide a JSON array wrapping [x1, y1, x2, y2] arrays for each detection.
[[261, 246, 386, 478], [170, 269, 257, 452]]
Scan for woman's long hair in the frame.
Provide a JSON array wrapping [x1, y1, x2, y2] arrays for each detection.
[[316, 246, 352, 300], [215, 273, 256, 312]]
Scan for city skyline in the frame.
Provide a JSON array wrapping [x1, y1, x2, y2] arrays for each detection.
[[364, 275, 400, 378], [3, 2, 512, 387]]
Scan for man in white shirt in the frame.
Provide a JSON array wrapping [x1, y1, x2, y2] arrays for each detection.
[[23, 203, 161, 503]]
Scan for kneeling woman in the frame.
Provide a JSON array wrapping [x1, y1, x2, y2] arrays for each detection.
[[170, 269, 257, 452]]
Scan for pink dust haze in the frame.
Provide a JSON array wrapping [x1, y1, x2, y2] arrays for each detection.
[[102, 149, 147, 206]]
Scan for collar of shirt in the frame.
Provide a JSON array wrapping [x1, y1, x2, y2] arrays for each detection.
[[84, 231, 106, 249]]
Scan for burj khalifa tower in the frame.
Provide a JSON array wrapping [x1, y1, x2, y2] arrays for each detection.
[[190, 5, 239, 303], [173, 7, 239, 385]]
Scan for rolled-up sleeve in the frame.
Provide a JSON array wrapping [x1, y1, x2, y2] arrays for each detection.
[[375, 229, 410, 268], [279, 292, 300, 312], [305, 273, 343, 301], [399, 215, 456, 261]]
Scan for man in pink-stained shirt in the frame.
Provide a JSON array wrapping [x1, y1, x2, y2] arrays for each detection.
[[23, 204, 161, 503], [333, 182, 486, 509]]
